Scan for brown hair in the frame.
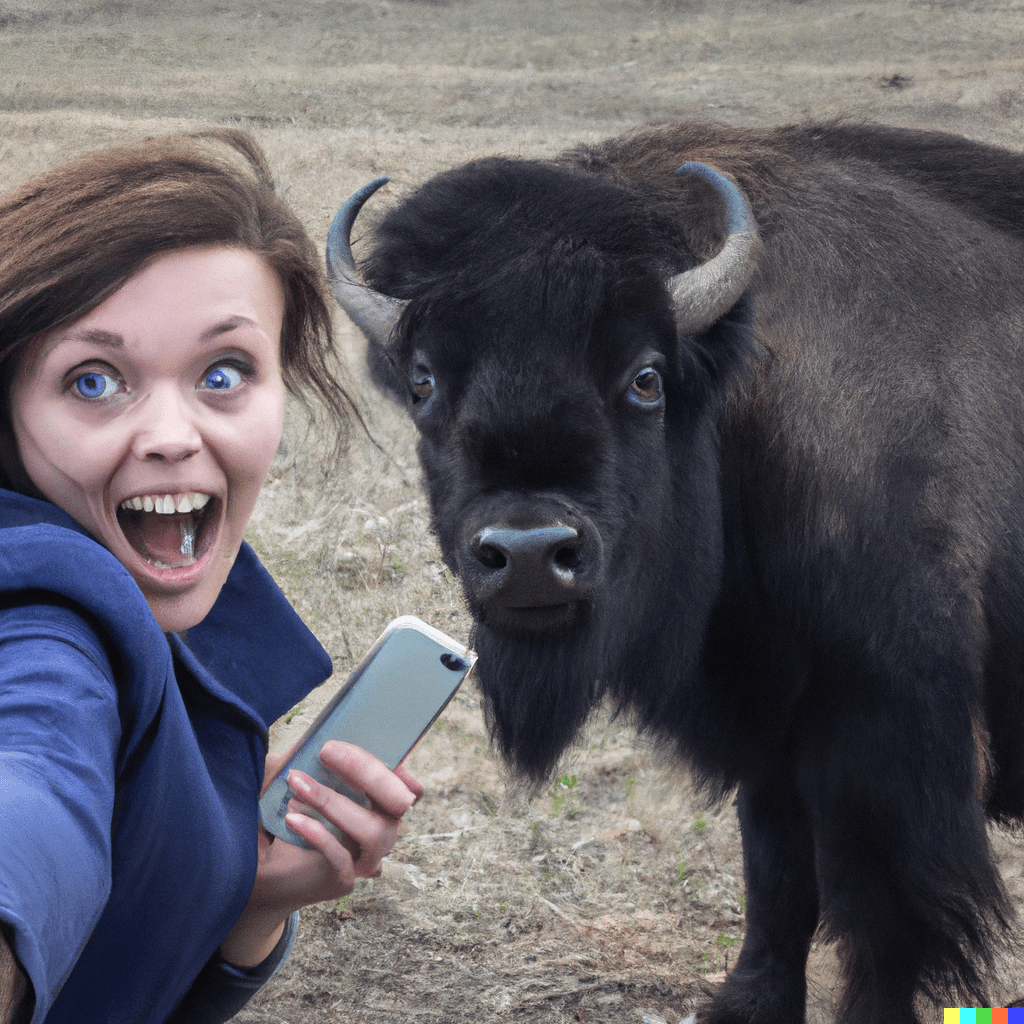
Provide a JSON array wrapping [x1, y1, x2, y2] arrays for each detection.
[[0, 128, 351, 489]]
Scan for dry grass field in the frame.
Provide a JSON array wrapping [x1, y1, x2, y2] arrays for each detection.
[[2, 1, 1023, 1021]]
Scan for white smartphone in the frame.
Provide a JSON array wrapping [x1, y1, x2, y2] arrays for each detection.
[[259, 615, 475, 848]]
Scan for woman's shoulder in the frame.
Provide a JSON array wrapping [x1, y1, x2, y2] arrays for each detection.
[[1, 489, 147, 607], [0, 487, 167, 667], [0, 489, 333, 725], [0, 488, 174, 753]]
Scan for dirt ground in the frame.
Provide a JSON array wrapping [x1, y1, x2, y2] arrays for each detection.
[[2, 1, 1023, 1021]]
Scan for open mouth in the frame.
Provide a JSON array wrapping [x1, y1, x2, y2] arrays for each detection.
[[116, 492, 217, 570]]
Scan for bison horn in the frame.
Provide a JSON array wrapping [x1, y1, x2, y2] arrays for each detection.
[[326, 176, 409, 348], [669, 162, 761, 335]]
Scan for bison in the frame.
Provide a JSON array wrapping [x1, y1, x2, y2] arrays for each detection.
[[327, 120, 1024, 1023]]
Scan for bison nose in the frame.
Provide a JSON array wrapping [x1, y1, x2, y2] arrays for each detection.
[[468, 524, 596, 609], [473, 525, 580, 572]]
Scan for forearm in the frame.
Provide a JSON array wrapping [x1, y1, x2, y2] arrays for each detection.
[[217, 908, 286, 969], [0, 933, 28, 1024]]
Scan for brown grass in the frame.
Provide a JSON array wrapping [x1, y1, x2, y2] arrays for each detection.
[[3, 1, 1023, 1020]]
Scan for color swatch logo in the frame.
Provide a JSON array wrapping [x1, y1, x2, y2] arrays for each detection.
[[944, 1011, 1024, 1022]]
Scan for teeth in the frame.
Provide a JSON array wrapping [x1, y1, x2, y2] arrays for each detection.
[[120, 492, 213, 514]]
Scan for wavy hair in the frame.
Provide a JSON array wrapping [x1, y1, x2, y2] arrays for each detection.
[[0, 129, 351, 488]]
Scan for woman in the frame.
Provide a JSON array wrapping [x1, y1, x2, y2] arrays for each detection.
[[0, 130, 422, 1023]]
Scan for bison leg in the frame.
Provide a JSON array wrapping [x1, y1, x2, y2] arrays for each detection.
[[798, 688, 1009, 1024], [702, 769, 820, 1024]]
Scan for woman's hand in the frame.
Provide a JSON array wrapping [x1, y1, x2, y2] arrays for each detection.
[[219, 742, 423, 968]]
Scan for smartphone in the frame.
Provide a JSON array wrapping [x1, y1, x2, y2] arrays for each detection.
[[259, 615, 476, 848]]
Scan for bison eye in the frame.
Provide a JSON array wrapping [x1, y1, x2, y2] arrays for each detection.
[[411, 366, 435, 403], [628, 367, 664, 406]]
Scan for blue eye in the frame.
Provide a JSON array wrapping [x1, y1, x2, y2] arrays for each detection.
[[201, 365, 243, 391], [74, 372, 119, 400]]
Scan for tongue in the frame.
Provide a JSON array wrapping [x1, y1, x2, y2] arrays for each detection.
[[122, 512, 196, 568]]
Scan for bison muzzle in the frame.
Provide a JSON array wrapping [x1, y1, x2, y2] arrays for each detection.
[[328, 120, 1024, 1024]]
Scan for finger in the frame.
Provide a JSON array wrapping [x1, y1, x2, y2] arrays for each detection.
[[285, 769, 387, 851], [284, 794, 363, 864], [282, 812, 357, 890], [287, 770, 401, 872], [282, 795, 318, 820], [319, 742, 418, 818], [394, 762, 425, 804]]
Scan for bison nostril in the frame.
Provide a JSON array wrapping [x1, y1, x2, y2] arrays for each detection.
[[554, 545, 582, 571], [475, 542, 508, 570]]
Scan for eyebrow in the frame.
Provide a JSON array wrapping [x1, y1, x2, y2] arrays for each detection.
[[53, 315, 264, 351], [58, 327, 124, 349], [200, 315, 263, 343]]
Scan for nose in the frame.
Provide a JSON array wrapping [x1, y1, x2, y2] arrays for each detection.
[[132, 387, 202, 463], [467, 521, 601, 609]]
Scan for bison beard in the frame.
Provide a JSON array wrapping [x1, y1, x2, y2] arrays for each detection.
[[472, 620, 602, 783], [472, 547, 710, 784], [328, 120, 1024, 1022]]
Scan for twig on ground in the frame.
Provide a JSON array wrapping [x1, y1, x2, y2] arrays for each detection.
[[536, 895, 583, 928], [404, 826, 490, 841]]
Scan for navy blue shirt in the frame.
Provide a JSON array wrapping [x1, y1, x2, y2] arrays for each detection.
[[0, 488, 333, 1022]]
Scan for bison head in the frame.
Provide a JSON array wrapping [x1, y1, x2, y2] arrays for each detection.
[[329, 157, 760, 780]]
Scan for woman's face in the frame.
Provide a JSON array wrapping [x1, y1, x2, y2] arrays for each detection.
[[5, 246, 286, 632]]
